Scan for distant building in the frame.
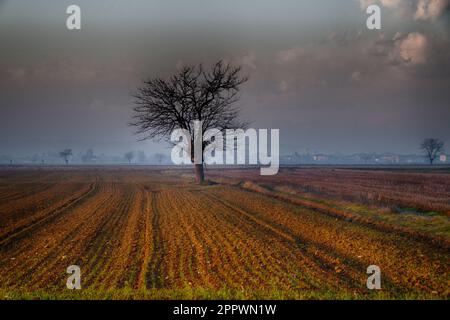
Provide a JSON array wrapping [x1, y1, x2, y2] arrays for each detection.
[[399, 154, 423, 164], [279, 151, 435, 166], [313, 154, 329, 162], [380, 153, 400, 164]]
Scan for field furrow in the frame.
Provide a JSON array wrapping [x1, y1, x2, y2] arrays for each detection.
[[0, 168, 448, 299]]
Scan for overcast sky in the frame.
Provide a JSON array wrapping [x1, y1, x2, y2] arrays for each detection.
[[0, 0, 449, 156]]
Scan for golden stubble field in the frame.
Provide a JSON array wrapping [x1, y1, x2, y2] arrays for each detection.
[[0, 167, 448, 299]]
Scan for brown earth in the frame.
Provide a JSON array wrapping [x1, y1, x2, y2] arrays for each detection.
[[0, 167, 448, 299]]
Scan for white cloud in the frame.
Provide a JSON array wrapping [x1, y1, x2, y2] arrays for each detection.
[[1, 60, 136, 84], [397, 32, 428, 65], [276, 47, 305, 64], [235, 52, 257, 70], [414, 0, 449, 20], [359, 0, 448, 20], [350, 70, 363, 83], [279, 80, 289, 92], [359, 0, 402, 9], [379, 0, 402, 8]]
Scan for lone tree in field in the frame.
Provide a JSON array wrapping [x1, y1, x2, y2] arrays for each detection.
[[131, 61, 248, 183], [420, 138, 445, 165], [124, 151, 134, 164], [59, 149, 73, 165]]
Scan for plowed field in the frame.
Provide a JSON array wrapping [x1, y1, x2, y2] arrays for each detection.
[[0, 168, 448, 299]]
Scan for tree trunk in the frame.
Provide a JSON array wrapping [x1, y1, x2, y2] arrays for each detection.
[[195, 164, 205, 183]]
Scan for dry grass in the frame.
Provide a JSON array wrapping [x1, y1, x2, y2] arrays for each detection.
[[208, 168, 450, 215]]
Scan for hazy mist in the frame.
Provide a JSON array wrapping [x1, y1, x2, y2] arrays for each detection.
[[1, 0, 449, 158]]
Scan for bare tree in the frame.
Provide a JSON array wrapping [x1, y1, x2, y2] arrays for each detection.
[[31, 153, 40, 164], [59, 149, 73, 165], [131, 61, 248, 183], [124, 151, 134, 164], [81, 149, 95, 163], [420, 138, 445, 165], [359, 153, 373, 165]]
